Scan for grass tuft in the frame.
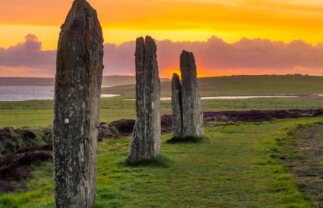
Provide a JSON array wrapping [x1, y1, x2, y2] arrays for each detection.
[[166, 136, 209, 144], [124, 155, 172, 168]]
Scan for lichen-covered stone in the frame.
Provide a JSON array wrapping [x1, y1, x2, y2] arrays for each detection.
[[171, 73, 183, 138], [127, 36, 161, 163], [180, 50, 204, 137], [53, 0, 103, 207]]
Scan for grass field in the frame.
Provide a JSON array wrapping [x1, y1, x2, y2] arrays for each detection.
[[0, 97, 323, 128], [102, 75, 323, 97], [275, 122, 323, 207], [0, 75, 322, 207], [1, 75, 322, 128], [0, 117, 322, 208]]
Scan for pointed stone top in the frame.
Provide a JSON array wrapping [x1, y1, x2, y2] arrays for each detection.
[[136, 37, 145, 43], [172, 73, 181, 89], [145, 35, 155, 42], [72, 0, 92, 9], [180, 50, 195, 61], [172, 73, 180, 80], [61, 0, 98, 30], [136, 36, 156, 44], [136, 36, 156, 45], [180, 50, 196, 70], [71, 0, 96, 15], [145, 36, 157, 56], [135, 37, 145, 56], [58, 0, 102, 45], [136, 36, 157, 55]]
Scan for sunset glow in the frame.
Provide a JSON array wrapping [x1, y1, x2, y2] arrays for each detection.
[[1, 0, 323, 77]]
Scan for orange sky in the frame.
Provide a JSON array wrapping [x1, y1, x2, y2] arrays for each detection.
[[0, 0, 323, 77], [1, 0, 323, 50]]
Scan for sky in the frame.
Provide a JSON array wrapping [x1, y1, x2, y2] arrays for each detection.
[[0, 0, 323, 77]]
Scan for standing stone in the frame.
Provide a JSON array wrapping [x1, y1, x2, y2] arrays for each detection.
[[171, 73, 183, 138], [180, 50, 204, 137], [127, 36, 161, 163], [53, 0, 103, 207]]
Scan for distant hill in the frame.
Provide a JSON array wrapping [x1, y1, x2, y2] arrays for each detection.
[[102, 75, 323, 97], [0, 76, 170, 87], [102, 75, 169, 87], [0, 77, 55, 86]]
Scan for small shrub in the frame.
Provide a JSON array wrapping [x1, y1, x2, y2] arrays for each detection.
[[166, 136, 209, 144], [124, 155, 172, 168]]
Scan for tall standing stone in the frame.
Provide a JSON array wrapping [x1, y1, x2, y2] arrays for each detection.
[[53, 0, 103, 207], [180, 50, 204, 137], [127, 36, 161, 163], [171, 73, 183, 138]]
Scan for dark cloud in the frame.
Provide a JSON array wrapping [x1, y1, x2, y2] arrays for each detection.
[[0, 34, 323, 77]]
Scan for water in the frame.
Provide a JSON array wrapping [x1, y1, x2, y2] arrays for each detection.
[[126, 95, 299, 101], [0, 86, 301, 102], [0, 86, 119, 101], [200, 96, 299, 100]]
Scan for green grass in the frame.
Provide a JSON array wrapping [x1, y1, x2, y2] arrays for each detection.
[[0, 75, 322, 207], [102, 75, 323, 97], [1, 75, 322, 128], [0, 96, 322, 127], [274, 122, 323, 207], [0, 117, 322, 208], [124, 155, 173, 168]]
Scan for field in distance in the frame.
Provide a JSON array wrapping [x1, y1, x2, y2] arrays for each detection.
[[102, 75, 323, 97], [0, 75, 323, 127], [0, 75, 170, 87]]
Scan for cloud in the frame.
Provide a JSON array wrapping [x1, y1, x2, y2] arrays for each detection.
[[0, 34, 56, 70], [104, 36, 323, 76], [0, 34, 323, 77], [173, 37, 323, 70]]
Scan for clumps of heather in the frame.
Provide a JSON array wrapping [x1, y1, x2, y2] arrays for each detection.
[[204, 109, 323, 123]]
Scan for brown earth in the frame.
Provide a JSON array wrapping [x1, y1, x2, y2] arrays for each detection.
[[276, 123, 323, 207]]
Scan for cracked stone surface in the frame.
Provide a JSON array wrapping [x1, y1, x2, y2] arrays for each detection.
[[180, 50, 204, 138], [171, 73, 183, 138], [53, 0, 103, 207], [127, 36, 161, 163]]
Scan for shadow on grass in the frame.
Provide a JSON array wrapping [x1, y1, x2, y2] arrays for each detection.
[[124, 155, 172, 168], [166, 136, 209, 144]]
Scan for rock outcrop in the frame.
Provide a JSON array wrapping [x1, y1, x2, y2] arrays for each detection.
[[127, 36, 161, 163], [53, 0, 103, 207], [171, 51, 204, 138]]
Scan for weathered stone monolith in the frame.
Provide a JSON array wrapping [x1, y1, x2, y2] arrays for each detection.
[[53, 0, 103, 207], [171, 73, 183, 138], [127, 36, 161, 163], [180, 50, 204, 137]]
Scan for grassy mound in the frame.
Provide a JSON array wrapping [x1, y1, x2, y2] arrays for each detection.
[[124, 155, 172, 168], [166, 136, 208, 144]]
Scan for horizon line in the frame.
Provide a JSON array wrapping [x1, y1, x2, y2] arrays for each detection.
[[1, 74, 322, 79]]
